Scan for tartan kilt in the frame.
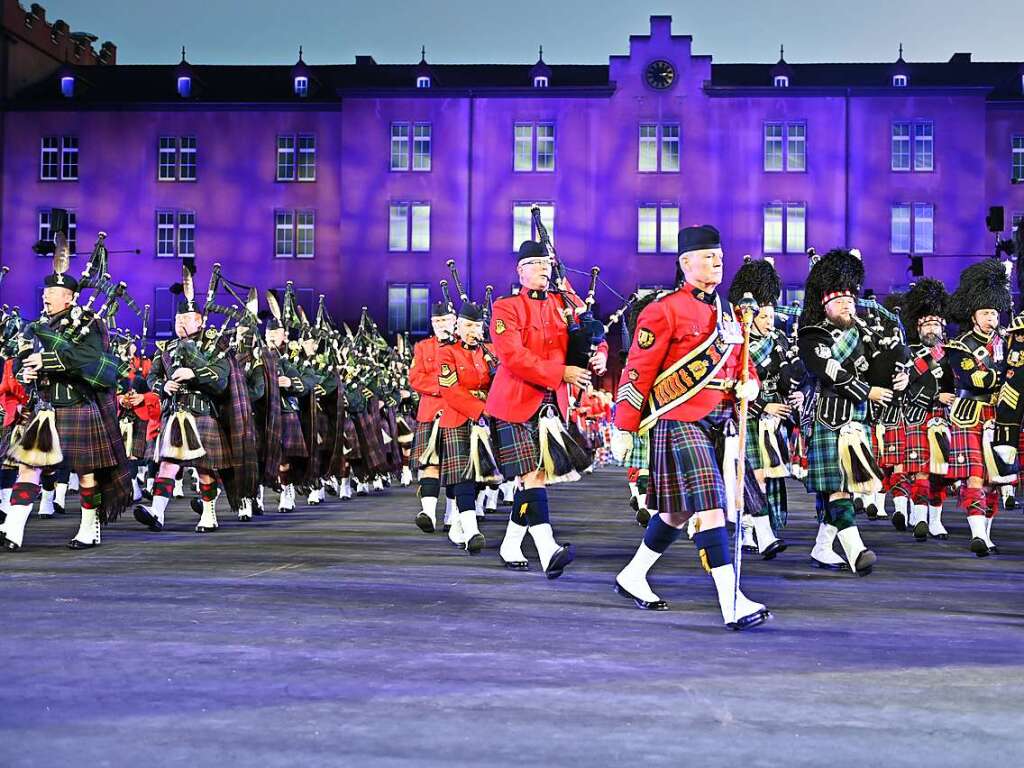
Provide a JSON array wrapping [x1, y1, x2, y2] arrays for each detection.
[[121, 414, 148, 461], [281, 411, 308, 459], [902, 412, 943, 475], [873, 423, 905, 470], [626, 431, 650, 471], [947, 404, 994, 481], [410, 418, 437, 470], [804, 423, 844, 492], [53, 402, 123, 475], [0, 420, 15, 465], [647, 405, 730, 517], [157, 412, 229, 472], [439, 423, 472, 485], [495, 418, 541, 480], [143, 436, 157, 462]]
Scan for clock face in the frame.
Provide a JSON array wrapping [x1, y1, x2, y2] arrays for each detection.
[[645, 60, 676, 90]]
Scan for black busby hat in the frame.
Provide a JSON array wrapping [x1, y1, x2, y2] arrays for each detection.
[[950, 258, 1011, 325], [261, 289, 284, 330], [431, 301, 453, 318], [901, 278, 949, 344], [728, 256, 781, 307], [458, 302, 484, 322], [171, 257, 201, 315], [678, 225, 721, 256], [799, 248, 864, 327], [517, 240, 547, 263]]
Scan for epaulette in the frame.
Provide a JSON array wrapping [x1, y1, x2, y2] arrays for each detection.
[[944, 338, 969, 353], [1005, 312, 1024, 334], [154, 340, 168, 352]]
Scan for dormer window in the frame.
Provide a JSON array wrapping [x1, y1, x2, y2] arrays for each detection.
[[533, 75, 549, 88], [60, 75, 74, 98], [416, 76, 431, 89], [1021, 73, 1024, 94], [893, 74, 908, 87], [177, 76, 192, 98], [294, 76, 308, 97], [774, 75, 789, 88]]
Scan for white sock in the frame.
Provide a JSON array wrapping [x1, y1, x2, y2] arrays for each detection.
[[709, 563, 765, 624], [37, 489, 55, 517], [928, 504, 947, 535], [447, 512, 466, 544], [401, 466, 413, 486], [173, 478, 184, 497], [616, 543, 663, 603], [68, 474, 79, 492], [751, 515, 778, 553], [238, 499, 252, 519], [874, 492, 888, 515], [837, 526, 871, 571], [1000, 485, 1013, 500], [499, 519, 528, 561], [893, 495, 909, 519], [372, 477, 384, 491], [443, 497, 457, 526], [131, 478, 142, 502], [146, 477, 154, 494], [151, 492, 172, 524], [1, 486, 12, 512], [528, 523, 560, 569], [628, 481, 639, 501], [307, 489, 320, 504], [54, 482, 68, 508], [420, 494, 438, 524], [73, 506, 101, 544], [484, 487, 500, 511], [908, 503, 927, 527], [984, 516, 995, 547], [2, 503, 33, 547], [475, 490, 486, 518], [460, 509, 481, 538], [197, 499, 218, 530], [811, 523, 846, 565], [501, 481, 515, 503]]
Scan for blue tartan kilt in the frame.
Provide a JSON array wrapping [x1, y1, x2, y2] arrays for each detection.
[[410, 418, 438, 470], [648, 403, 732, 517], [494, 393, 556, 479]]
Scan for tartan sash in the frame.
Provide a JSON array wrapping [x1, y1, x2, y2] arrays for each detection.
[[831, 326, 860, 365]]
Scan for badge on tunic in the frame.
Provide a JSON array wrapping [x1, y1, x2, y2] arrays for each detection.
[[815, 344, 831, 359], [495, 319, 506, 335], [961, 358, 975, 371], [628, 369, 639, 381], [637, 328, 655, 349], [439, 363, 457, 387]]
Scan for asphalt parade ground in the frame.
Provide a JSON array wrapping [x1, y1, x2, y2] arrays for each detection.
[[2, 467, 1022, 767]]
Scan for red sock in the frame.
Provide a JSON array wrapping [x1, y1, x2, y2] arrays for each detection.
[[959, 486, 987, 517]]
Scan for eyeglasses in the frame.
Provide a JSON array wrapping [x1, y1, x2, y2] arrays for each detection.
[[519, 258, 552, 268]]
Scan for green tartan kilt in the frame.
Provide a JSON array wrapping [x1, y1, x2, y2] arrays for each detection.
[[744, 416, 762, 470], [626, 431, 650, 470], [804, 424, 844, 492]]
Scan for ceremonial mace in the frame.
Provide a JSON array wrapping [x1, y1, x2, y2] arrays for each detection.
[[732, 292, 758, 617]]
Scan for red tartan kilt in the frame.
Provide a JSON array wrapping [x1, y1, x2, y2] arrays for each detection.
[[903, 409, 947, 474], [948, 423, 984, 480], [280, 411, 308, 458], [873, 424, 905, 469], [158, 412, 229, 472], [54, 402, 122, 475]]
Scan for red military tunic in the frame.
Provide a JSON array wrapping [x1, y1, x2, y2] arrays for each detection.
[[486, 288, 608, 423], [409, 336, 447, 422], [614, 283, 756, 432], [437, 342, 491, 428]]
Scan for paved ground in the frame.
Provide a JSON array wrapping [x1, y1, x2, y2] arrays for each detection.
[[1, 469, 1022, 767]]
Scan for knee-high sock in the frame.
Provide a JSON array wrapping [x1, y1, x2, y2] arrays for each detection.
[[73, 485, 102, 544]]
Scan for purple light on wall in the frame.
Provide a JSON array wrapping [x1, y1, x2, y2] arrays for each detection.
[[60, 76, 74, 98]]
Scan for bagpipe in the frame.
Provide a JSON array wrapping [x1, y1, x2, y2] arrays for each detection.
[[445, 259, 499, 374]]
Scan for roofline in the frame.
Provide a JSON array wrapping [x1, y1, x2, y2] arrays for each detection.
[[703, 85, 998, 97], [336, 85, 617, 99], [1, 100, 344, 111]]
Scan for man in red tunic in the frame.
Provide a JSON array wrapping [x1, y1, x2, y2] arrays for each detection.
[[610, 225, 769, 630], [486, 241, 608, 578], [408, 302, 455, 533]]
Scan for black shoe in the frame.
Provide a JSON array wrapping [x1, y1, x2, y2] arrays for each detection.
[[500, 556, 529, 571], [742, 543, 759, 554], [629, 496, 639, 512], [865, 503, 880, 521], [67, 538, 99, 550], [891, 511, 907, 531], [761, 539, 787, 560], [465, 533, 485, 554], [442, 524, 451, 532], [853, 497, 865, 515], [500, 498, 513, 507], [988, 544, 999, 555], [141, 489, 154, 501], [614, 581, 669, 611], [190, 498, 202, 515], [133, 505, 163, 532], [3, 538, 22, 552], [811, 556, 849, 571], [544, 544, 576, 580], [970, 537, 990, 557], [195, 524, 218, 533], [254, 501, 264, 516], [635, 507, 651, 527], [54, 503, 66, 515], [854, 549, 877, 575], [1005, 496, 1018, 510], [727, 608, 771, 631], [414, 512, 435, 533], [912, 521, 929, 541]]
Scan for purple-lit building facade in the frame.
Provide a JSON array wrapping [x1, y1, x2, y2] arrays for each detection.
[[3, 10, 1024, 350]]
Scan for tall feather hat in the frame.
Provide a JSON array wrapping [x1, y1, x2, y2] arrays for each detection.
[[799, 248, 864, 327], [949, 257, 1010, 325], [900, 278, 949, 343], [169, 257, 201, 315], [42, 211, 78, 291], [728, 255, 781, 308]]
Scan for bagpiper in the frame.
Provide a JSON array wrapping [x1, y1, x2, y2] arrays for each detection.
[[945, 258, 1012, 556], [611, 225, 769, 629]]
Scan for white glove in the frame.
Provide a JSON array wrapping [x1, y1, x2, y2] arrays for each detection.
[[735, 379, 760, 402], [610, 429, 633, 463]]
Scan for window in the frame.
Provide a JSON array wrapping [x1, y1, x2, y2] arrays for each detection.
[[534, 76, 549, 88], [40, 136, 77, 181], [914, 123, 934, 171], [60, 75, 74, 98], [774, 75, 789, 88], [275, 209, 315, 258], [413, 123, 431, 171], [391, 123, 410, 170], [297, 135, 316, 181], [177, 76, 191, 98], [638, 123, 679, 173], [388, 283, 431, 336], [1012, 136, 1024, 182], [38, 209, 77, 255], [637, 205, 679, 254], [389, 203, 431, 252], [294, 76, 308, 97], [763, 203, 806, 254], [513, 203, 554, 251], [891, 204, 911, 253], [513, 123, 555, 172], [891, 203, 933, 253], [156, 210, 196, 258], [153, 286, 175, 339], [764, 122, 805, 172], [158, 136, 197, 181], [893, 74, 908, 87], [416, 76, 431, 89], [276, 135, 295, 180], [913, 203, 934, 253], [893, 121, 933, 172]]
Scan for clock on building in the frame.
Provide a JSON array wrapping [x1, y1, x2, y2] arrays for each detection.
[[645, 60, 676, 90]]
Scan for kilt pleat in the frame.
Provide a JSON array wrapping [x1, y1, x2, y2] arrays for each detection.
[[53, 402, 122, 475], [901, 411, 944, 474], [647, 404, 731, 517], [805, 424, 844, 492], [626, 431, 650, 470], [439, 423, 472, 485], [157, 411, 229, 472], [874, 423, 906, 470], [281, 411, 309, 459]]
